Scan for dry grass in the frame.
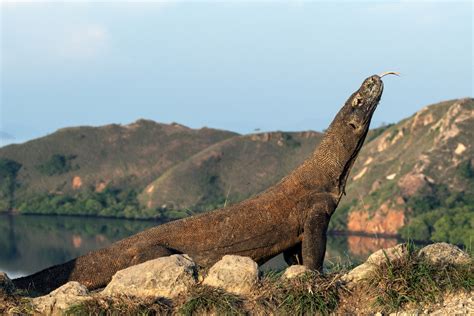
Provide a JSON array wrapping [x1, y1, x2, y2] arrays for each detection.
[[363, 244, 474, 314], [6, 244, 474, 315], [179, 285, 245, 316], [65, 295, 173, 316], [255, 270, 345, 315], [63, 272, 344, 316], [0, 290, 34, 315]]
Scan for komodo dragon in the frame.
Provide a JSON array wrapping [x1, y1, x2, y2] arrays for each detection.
[[14, 73, 395, 295]]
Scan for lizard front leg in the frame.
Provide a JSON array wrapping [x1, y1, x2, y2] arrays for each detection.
[[301, 202, 332, 271]]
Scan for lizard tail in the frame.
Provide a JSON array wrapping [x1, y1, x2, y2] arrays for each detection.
[[13, 241, 176, 295]]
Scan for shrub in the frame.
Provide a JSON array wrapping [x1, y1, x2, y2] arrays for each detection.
[[36, 154, 77, 176]]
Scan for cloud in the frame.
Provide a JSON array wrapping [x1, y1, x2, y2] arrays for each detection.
[[57, 24, 109, 60], [2, 1, 179, 68]]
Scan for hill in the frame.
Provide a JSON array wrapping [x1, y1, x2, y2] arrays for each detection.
[[0, 120, 237, 216], [139, 131, 324, 213], [334, 98, 474, 247]]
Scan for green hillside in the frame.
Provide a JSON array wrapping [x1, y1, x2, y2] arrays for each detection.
[[0, 120, 237, 217], [139, 131, 323, 214]]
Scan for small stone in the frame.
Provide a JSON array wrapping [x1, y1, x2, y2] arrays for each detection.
[[197, 274, 204, 283], [418, 243, 471, 266], [102, 254, 197, 299], [342, 244, 407, 285], [282, 265, 311, 279], [203, 255, 258, 295], [0, 272, 14, 294], [32, 281, 91, 316], [366, 243, 407, 266]]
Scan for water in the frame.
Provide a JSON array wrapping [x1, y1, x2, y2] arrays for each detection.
[[0, 214, 402, 278]]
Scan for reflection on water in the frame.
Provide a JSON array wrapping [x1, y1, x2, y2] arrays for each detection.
[[0, 214, 403, 278], [346, 235, 399, 256], [0, 214, 159, 278]]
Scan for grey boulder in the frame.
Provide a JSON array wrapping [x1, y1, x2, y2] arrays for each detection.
[[203, 255, 258, 295], [418, 242, 471, 266], [102, 254, 197, 299]]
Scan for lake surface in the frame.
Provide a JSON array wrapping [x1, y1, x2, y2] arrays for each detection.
[[0, 214, 403, 278]]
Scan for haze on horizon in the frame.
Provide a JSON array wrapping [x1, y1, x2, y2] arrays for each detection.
[[1, 0, 472, 146]]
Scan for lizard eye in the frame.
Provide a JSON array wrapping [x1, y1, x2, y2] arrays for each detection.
[[352, 95, 362, 108]]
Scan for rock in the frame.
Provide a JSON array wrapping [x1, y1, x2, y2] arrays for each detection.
[[102, 254, 197, 299], [398, 172, 430, 197], [430, 291, 474, 315], [418, 243, 471, 266], [342, 244, 407, 284], [365, 243, 407, 266], [341, 263, 373, 285], [32, 281, 91, 316], [0, 272, 14, 294], [282, 265, 311, 279], [202, 255, 258, 295], [347, 206, 405, 235]]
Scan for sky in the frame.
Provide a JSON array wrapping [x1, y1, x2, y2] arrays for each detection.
[[0, 0, 472, 146]]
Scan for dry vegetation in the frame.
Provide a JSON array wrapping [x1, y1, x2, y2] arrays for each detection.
[[45, 244, 471, 315], [3, 248, 472, 315], [0, 290, 34, 315]]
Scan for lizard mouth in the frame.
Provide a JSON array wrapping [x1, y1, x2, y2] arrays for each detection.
[[366, 71, 399, 113], [379, 71, 400, 78]]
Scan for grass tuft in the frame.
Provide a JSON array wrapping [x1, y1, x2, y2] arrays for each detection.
[[365, 243, 474, 313], [65, 295, 173, 316], [257, 271, 343, 316], [179, 285, 245, 316], [0, 291, 34, 316]]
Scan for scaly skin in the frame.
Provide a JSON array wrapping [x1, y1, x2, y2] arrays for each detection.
[[14, 75, 385, 295]]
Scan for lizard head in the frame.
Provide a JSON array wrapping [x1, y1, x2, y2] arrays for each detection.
[[345, 75, 384, 134], [343, 72, 399, 134]]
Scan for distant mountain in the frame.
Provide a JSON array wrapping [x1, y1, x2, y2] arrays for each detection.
[[0, 99, 472, 247], [0, 132, 15, 147], [0, 132, 14, 140]]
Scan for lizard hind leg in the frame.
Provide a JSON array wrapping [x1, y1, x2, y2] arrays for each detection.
[[283, 243, 303, 266], [127, 243, 178, 265]]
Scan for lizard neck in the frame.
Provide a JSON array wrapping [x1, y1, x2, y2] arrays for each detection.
[[282, 113, 370, 202]]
